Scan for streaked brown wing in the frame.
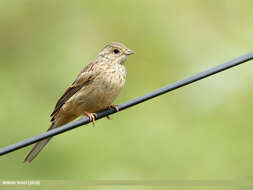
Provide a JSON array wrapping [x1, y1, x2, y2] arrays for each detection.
[[50, 85, 82, 118], [50, 61, 98, 119]]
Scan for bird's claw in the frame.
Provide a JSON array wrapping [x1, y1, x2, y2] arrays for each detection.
[[106, 105, 119, 120], [84, 112, 97, 127], [109, 104, 119, 112]]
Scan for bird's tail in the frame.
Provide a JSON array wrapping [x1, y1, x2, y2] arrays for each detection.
[[23, 123, 55, 163]]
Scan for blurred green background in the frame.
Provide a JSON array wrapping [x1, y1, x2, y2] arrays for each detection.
[[0, 0, 253, 189]]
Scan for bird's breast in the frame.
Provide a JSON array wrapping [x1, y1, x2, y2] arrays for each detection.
[[74, 64, 126, 112]]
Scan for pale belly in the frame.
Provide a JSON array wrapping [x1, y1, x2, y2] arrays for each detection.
[[70, 69, 126, 114]]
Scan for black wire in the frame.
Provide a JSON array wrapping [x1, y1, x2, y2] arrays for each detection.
[[1, 52, 253, 156]]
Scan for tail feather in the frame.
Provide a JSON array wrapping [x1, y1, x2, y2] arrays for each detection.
[[23, 138, 52, 163], [24, 123, 55, 163]]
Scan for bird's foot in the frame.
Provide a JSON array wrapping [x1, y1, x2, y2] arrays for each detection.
[[84, 111, 97, 126], [109, 104, 119, 112], [106, 104, 119, 120]]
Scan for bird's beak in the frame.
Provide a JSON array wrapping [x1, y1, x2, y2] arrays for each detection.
[[125, 49, 134, 55]]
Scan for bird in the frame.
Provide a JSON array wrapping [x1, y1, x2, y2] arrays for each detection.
[[24, 42, 134, 163]]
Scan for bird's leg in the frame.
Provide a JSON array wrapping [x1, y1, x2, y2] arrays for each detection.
[[84, 111, 97, 126], [109, 104, 119, 111], [106, 104, 119, 120]]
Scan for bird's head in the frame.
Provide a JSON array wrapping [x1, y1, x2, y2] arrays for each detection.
[[99, 42, 134, 65]]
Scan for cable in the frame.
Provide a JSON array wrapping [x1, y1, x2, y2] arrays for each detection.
[[0, 52, 253, 156]]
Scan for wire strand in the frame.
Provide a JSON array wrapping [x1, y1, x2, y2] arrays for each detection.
[[1, 52, 253, 156]]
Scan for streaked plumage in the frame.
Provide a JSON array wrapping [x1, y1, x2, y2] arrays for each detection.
[[24, 42, 133, 162]]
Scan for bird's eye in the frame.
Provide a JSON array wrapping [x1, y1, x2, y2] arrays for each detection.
[[113, 49, 120, 54]]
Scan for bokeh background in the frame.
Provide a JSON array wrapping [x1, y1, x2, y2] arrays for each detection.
[[0, 0, 253, 189]]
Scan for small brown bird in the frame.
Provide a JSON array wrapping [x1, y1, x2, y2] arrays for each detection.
[[24, 42, 134, 162]]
